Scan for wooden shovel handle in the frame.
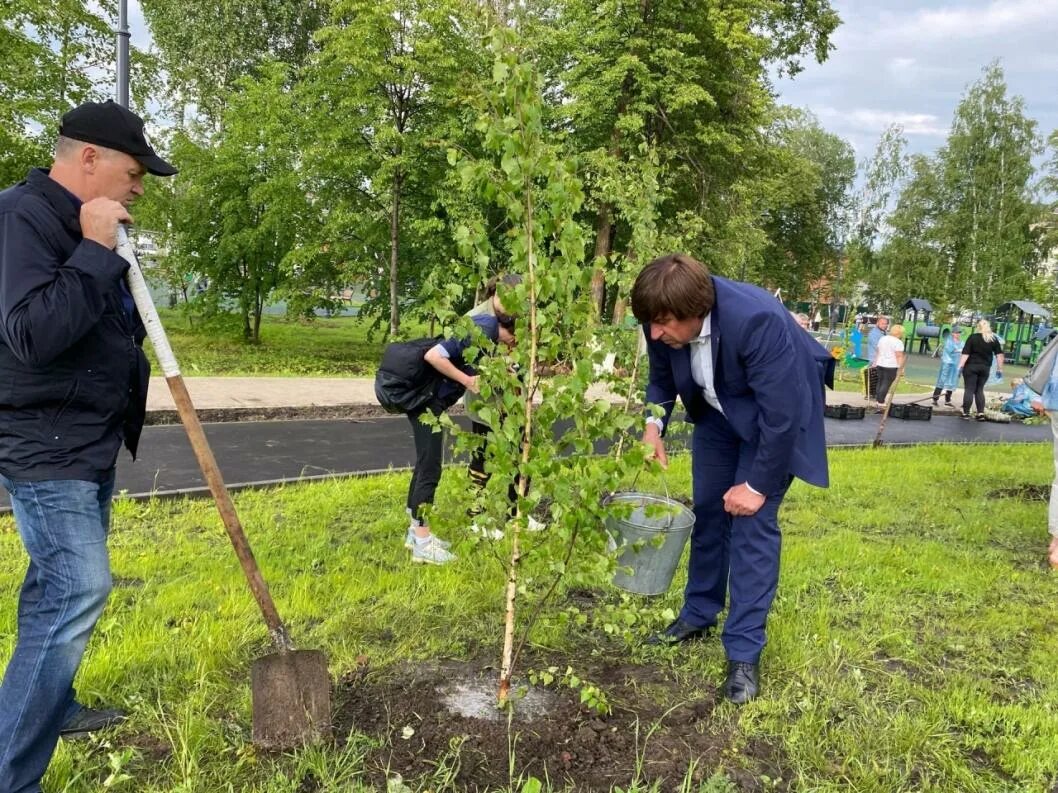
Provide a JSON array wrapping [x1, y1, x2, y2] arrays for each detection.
[[166, 375, 294, 651], [116, 227, 294, 653]]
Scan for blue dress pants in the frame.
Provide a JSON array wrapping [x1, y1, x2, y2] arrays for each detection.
[[680, 408, 790, 663]]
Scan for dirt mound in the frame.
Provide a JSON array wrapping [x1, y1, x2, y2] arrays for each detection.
[[333, 657, 785, 792]]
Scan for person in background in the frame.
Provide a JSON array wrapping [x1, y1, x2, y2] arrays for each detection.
[[0, 100, 177, 792], [958, 319, 1004, 421], [464, 275, 542, 537], [864, 315, 889, 400], [634, 253, 834, 704], [790, 311, 811, 331], [849, 322, 864, 359], [1002, 378, 1038, 418], [404, 313, 516, 564], [866, 315, 889, 363], [873, 324, 905, 410], [1030, 369, 1058, 569], [931, 327, 962, 407]]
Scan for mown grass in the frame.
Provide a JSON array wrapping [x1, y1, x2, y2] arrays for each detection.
[[1, 444, 1057, 791], [145, 310, 398, 377]]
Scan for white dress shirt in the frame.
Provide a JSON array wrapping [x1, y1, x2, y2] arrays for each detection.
[[645, 314, 724, 433], [645, 315, 761, 495], [689, 314, 724, 415]]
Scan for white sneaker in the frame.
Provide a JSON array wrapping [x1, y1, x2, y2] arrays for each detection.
[[526, 516, 546, 532], [410, 535, 456, 565], [469, 522, 505, 540], [405, 528, 450, 550]]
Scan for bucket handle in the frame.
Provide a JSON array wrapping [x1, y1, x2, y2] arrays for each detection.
[[627, 469, 677, 529]]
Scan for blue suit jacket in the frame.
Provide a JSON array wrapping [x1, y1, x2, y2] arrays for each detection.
[[644, 276, 835, 494]]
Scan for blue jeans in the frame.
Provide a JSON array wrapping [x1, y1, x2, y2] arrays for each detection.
[[0, 472, 115, 793]]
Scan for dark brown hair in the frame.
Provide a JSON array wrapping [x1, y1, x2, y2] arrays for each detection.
[[630, 253, 715, 322], [485, 273, 523, 298], [495, 311, 516, 332]]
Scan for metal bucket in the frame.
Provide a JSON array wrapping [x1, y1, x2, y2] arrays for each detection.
[[605, 491, 695, 596]]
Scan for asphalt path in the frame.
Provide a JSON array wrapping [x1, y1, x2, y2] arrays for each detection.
[[1, 412, 1049, 511]]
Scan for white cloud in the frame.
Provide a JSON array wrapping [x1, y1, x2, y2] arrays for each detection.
[[888, 0, 1058, 42], [775, 0, 1058, 164], [850, 110, 947, 137], [816, 106, 947, 137]]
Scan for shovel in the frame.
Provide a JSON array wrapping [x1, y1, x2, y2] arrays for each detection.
[[116, 227, 331, 749], [872, 361, 906, 448]]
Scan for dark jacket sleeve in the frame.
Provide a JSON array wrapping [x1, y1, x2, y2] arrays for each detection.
[[740, 311, 804, 494], [0, 206, 127, 367], [643, 323, 678, 434], [440, 314, 500, 363]]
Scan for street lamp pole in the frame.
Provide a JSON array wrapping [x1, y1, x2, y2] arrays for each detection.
[[116, 0, 130, 107]]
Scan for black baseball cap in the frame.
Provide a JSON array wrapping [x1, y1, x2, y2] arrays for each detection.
[[59, 100, 177, 176]]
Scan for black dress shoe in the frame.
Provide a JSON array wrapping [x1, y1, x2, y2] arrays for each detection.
[[59, 706, 127, 737], [724, 661, 759, 704], [644, 618, 713, 646]]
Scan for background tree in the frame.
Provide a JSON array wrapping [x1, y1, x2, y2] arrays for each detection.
[[0, 0, 121, 184], [937, 62, 1041, 309], [540, 0, 842, 319], [870, 154, 948, 311], [863, 64, 1044, 314], [755, 108, 856, 301], [163, 64, 324, 341], [300, 0, 484, 338], [847, 125, 909, 309], [139, 0, 326, 123]]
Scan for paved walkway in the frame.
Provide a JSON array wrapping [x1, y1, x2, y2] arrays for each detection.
[[147, 376, 968, 417], [146, 377, 377, 411], [104, 412, 1049, 503], [0, 376, 1037, 512]]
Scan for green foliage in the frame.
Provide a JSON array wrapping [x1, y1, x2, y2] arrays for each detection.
[[125, 0, 847, 334], [754, 107, 856, 295], [161, 63, 335, 341], [437, 29, 650, 697], [527, 665, 611, 715], [0, 0, 124, 183], [546, 0, 842, 311], [298, 0, 486, 338], [139, 0, 325, 122]]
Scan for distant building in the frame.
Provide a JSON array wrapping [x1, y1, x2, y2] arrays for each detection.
[[132, 230, 167, 267]]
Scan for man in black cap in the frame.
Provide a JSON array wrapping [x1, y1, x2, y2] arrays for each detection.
[[0, 100, 176, 792]]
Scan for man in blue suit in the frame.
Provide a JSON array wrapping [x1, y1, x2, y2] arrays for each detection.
[[632, 253, 834, 703]]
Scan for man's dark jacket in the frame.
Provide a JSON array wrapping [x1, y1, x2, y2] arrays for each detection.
[[643, 275, 835, 495], [0, 168, 149, 481]]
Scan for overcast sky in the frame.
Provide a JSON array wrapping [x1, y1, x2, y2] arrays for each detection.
[[773, 0, 1058, 163], [124, 0, 1056, 165]]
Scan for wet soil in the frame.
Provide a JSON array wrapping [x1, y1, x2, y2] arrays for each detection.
[[332, 656, 786, 792]]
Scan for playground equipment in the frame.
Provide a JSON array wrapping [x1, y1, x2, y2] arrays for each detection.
[[994, 300, 1052, 365], [902, 298, 937, 354]]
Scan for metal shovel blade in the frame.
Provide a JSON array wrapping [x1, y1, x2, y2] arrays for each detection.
[[251, 649, 332, 748]]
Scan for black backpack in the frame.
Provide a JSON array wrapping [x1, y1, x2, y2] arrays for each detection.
[[374, 337, 442, 414]]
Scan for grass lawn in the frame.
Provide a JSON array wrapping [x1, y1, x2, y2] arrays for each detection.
[[145, 310, 396, 377], [2, 444, 1057, 791]]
